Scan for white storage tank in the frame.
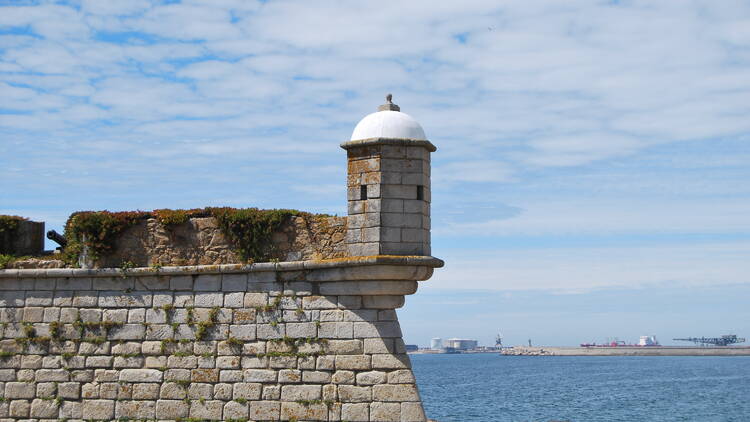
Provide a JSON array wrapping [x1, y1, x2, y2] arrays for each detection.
[[639, 335, 658, 346], [430, 338, 442, 350], [446, 338, 479, 350]]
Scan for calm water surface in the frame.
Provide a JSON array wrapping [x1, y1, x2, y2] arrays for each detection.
[[411, 353, 750, 422]]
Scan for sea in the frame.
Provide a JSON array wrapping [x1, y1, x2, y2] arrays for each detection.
[[411, 353, 750, 422]]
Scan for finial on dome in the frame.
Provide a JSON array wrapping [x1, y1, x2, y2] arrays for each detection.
[[378, 93, 400, 112]]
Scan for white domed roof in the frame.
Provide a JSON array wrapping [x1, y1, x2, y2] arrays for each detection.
[[350, 110, 426, 141]]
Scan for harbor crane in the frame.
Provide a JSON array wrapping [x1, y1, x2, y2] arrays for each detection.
[[673, 334, 746, 347]]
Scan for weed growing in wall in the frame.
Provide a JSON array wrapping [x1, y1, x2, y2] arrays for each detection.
[[63, 210, 151, 264], [61, 207, 319, 266], [206, 207, 301, 262], [152, 208, 208, 226], [0, 254, 15, 270]]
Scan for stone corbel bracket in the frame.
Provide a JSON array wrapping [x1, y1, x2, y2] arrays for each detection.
[[0, 255, 444, 308]]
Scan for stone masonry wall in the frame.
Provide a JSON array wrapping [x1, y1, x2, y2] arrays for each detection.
[[0, 220, 45, 257], [344, 140, 432, 257], [0, 256, 441, 421], [95, 215, 347, 268]]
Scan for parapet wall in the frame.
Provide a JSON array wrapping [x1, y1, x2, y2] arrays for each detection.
[[0, 255, 442, 421], [0, 219, 44, 257], [88, 215, 347, 268]]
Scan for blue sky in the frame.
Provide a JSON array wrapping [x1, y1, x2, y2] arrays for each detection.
[[1, 0, 749, 347]]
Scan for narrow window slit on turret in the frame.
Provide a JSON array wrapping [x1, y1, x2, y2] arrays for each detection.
[[416, 185, 424, 200], [360, 185, 368, 200]]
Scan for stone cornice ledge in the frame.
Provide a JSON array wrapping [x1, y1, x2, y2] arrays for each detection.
[[0, 255, 444, 279], [340, 137, 437, 152]]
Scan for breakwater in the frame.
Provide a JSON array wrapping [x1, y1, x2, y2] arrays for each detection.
[[502, 346, 750, 356]]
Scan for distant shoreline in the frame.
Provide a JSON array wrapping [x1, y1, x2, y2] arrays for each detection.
[[408, 346, 750, 356], [500, 346, 750, 356], [408, 349, 500, 355]]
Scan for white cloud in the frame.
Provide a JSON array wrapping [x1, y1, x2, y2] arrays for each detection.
[[439, 199, 750, 237], [80, 0, 152, 16], [124, 3, 242, 41], [291, 184, 343, 197], [5, 43, 80, 74], [435, 160, 515, 183], [1, 1, 749, 296], [0, 5, 88, 39], [524, 133, 644, 167], [177, 60, 236, 80], [4, 0, 748, 168], [430, 241, 750, 292]]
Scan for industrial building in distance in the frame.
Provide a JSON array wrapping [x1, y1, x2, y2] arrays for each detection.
[[407, 337, 494, 354], [408, 333, 750, 356], [504, 334, 749, 356]]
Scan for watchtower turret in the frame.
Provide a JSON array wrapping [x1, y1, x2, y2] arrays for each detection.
[[342, 95, 436, 257]]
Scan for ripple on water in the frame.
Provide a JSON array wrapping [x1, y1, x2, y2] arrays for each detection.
[[411, 354, 750, 422]]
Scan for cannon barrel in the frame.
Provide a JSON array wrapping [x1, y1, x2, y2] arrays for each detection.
[[46, 230, 67, 248]]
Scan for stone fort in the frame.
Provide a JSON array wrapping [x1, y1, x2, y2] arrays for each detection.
[[0, 97, 443, 421]]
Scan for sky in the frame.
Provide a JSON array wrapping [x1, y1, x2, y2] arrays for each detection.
[[1, 0, 749, 347]]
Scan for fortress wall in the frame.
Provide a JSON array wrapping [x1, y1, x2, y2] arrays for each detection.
[[94, 215, 348, 268], [0, 256, 441, 422], [0, 220, 45, 257]]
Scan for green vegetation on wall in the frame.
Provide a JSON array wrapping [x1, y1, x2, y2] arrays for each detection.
[[62, 207, 311, 266], [152, 208, 209, 226], [207, 207, 301, 263], [0, 215, 27, 256], [0, 254, 15, 270], [63, 211, 151, 264], [0, 215, 25, 234]]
